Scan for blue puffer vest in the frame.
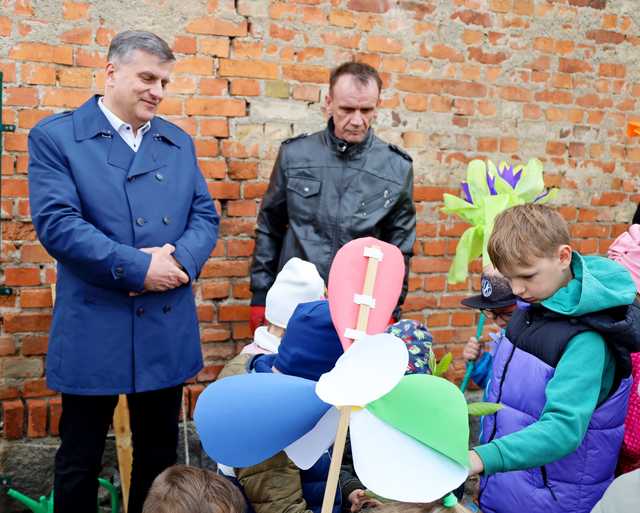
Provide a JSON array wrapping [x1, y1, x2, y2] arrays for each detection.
[[479, 306, 632, 513]]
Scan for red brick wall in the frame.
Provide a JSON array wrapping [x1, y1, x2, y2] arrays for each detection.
[[1, 0, 637, 439]]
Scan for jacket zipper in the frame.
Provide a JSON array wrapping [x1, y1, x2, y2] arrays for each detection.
[[540, 465, 558, 501]]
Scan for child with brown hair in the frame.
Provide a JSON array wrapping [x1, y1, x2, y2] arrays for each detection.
[[141, 465, 245, 513], [470, 203, 640, 513]]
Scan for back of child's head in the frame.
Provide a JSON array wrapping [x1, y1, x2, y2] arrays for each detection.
[[608, 224, 640, 293], [488, 203, 570, 274], [141, 465, 245, 513], [273, 299, 343, 381], [265, 258, 325, 328], [386, 319, 433, 375]]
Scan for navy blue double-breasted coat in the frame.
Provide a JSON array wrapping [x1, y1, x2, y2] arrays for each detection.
[[28, 96, 219, 395]]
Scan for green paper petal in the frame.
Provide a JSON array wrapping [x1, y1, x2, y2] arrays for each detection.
[[447, 226, 483, 284], [514, 159, 545, 202], [466, 160, 489, 204], [441, 194, 479, 225], [366, 375, 470, 469]]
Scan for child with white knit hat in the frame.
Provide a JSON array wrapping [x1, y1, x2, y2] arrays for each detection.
[[240, 257, 325, 355]]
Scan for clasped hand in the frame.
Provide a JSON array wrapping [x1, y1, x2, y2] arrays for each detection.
[[137, 243, 189, 294]]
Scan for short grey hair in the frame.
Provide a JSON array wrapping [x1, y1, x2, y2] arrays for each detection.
[[107, 30, 175, 64]]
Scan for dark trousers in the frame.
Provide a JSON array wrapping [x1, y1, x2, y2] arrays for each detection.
[[53, 385, 183, 513]]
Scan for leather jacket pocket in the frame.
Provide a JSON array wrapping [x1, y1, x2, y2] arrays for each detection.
[[286, 177, 322, 222], [355, 188, 393, 220]]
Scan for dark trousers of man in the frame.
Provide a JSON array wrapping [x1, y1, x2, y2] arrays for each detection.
[[53, 385, 183, 513]]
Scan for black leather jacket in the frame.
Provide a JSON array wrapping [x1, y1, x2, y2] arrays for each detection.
[[250, 121, 416, 307]]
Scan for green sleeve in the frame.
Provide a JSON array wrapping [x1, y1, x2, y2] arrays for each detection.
[[474, 331, 614, 475]]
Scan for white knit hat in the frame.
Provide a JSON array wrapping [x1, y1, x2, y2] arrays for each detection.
[[265, 258, 325, 328]]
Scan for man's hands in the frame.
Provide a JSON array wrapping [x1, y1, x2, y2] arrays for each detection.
[[348, 489, 382, 512], [141, 244, 189, 293], [463, 336, 483, 362]]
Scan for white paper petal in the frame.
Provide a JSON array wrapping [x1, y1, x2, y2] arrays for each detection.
[[350, 409, 468, 503], [285, 407, 340, 470], [316, 333, 408, 406]]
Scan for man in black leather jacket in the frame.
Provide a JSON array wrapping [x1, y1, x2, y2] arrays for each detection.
[[249, 62, 416, 330]]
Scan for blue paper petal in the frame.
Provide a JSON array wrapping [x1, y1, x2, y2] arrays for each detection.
[[194, 373, 332, 468]]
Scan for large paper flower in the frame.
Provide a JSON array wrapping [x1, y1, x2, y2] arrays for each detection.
[[194, 334, 470, 503], [442, 158, 557, 283]]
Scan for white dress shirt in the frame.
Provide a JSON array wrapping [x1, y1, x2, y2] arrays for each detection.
[[98, 97, 151, 152]]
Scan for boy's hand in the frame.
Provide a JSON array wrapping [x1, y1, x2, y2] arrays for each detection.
[[463, 336, 483, 362], [468, 450, 484, 476], [348, 489, 382, 511]]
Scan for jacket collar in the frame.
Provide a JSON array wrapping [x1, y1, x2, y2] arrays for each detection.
[[324, 117, 373, 159], [73, 95, 180, 147]]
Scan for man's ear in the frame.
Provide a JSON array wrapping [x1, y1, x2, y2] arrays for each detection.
[[558, 244, 572, 268], [104, 62, 116, 87], [325, 90, 333, 116]]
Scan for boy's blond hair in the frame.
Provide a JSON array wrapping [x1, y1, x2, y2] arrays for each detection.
[[142, 465, 245, 513], [488, 203, 570, 273], [372, 500, 472, 513]]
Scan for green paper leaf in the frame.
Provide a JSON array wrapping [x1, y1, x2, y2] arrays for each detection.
[[367, 374, 470, 469], [536, 188, 559, 205], [433, 352, 452, 377], [447, 226, 483, 284], [428, 348, 437, 375], [467, 402, 504, 416]]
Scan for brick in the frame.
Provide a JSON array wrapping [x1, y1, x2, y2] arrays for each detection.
[[60, 27, 92, 45], [0, 16, 11, 37], [282, 64, 330, 83], [499, 86, 531, 102], [396, 76, 441, 94], [244, 182, 269, 199], [200, 38, 230, 57], [200, 119, 229, 138], [534, 90, 573, 105], [599, 63, 626, 78], [293, 84, 321, 102], [9, 43, 73, 65], [329, 9, 355, 27], [2, 400, 24, 439], [0, 62, 17, 82], [187, 17, 248, 36], [21, 63, 56, 85], [172, 35, 196, 55], [175, 56, 214, 75], [591, 192, 626, 206], [450, 10, 492, 28], [2, 178, 29, 197], [422, 44, 464, 63], [232, 40, 263, 59], [348, 0, 391, 13], [95, 27, 116, 47], [266, 80, 290, 98], [468, 47, 508, 65], [5, 268, 40, 286], [208, 181, 241, 200], [586, 30, 625, 45], [233, 281, 251, 299], [367, 36, 403, 54], [0, 336, 16, 356], [42, 88, 91, 108], [58, 68, 93, 88], [559, 58, 592, 74], [21, 335, 49, 356], [441, 80, 486, 98], [201, 281, 230, 300], [3, 313, 51, 333], [228, 161, 259, 180], [219, 59, 279, 79], [219, 304, 251, 321], [321, 31, 361, 49], [27, 399, 47, 438], [4, 133, 28, 152], [201, 259, 249, 278], [200, 78, 228, 96], [21, 289, 53, 308], [75, 48, 106, 68], [227, 239, 255, 257], [63, 1, 90, 20], [186, 98, 246, 117]]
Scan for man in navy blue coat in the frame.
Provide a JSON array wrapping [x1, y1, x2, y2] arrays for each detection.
[[28, 31, 219, 513]]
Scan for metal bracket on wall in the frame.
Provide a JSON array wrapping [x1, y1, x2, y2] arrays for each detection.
[[1, 71, 17, 297]]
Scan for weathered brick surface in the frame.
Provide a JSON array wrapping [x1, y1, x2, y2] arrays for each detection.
[[1, 0, 638, 438]]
